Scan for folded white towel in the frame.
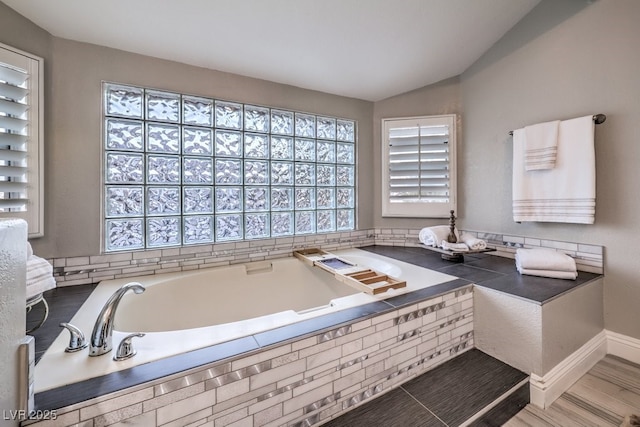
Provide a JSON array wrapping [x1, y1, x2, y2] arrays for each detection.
[[518, 268, 577, 280], [440, 241, 469, 252], [419, 226, 458, 247], [515, 248, 576, 273], [459, 233, 487, 250], [26, 255, 56, 299], [524, 120, 560, 171], [513, 115, 596, 224]]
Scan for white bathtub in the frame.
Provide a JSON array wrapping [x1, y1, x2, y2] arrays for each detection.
[[35, 248, 455, 392]]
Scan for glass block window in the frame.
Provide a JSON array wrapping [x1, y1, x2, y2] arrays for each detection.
[[103, 83, 356, 251]]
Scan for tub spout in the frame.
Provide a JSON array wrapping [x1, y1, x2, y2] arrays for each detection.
[[89, 282, 145, 357]]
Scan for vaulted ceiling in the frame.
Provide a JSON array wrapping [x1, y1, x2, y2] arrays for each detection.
[[3, 0, 540, 101]]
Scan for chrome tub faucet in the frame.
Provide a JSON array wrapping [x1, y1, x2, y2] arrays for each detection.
[[89, 282, 145, 357]]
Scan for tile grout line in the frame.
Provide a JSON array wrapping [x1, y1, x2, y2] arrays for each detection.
[[399, 385, 450, 427], [458, 376, 530, 427]]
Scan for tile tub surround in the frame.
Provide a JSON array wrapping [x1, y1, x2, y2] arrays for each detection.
[[34, 248, 459, 392], [47, 228, 602, 288], [26, 286, 475, 427]]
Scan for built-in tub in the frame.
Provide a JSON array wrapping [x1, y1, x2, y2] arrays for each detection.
[[35, 248, 455, 392]]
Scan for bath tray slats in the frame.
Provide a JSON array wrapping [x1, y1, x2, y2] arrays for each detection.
[[293, 249, 407, 295]]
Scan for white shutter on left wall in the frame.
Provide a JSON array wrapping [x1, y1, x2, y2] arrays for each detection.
[[0, 43, 44, 237]]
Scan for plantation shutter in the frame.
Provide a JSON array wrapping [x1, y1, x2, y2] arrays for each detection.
[[0, 44, 44, 237], [382, 115, 456, 218]]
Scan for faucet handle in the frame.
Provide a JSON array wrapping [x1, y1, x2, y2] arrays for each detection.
[[114, 333, 145, 361], [59, 322, 88, 353]]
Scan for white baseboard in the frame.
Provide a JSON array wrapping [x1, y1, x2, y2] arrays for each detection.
[[529, 330, 608, 409], [606, 329, 640, 365]]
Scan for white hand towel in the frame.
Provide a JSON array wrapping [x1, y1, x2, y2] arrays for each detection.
[[459, 233, 487, 250], [513, 115, 596, 224], [515, 248, 576, 272], [26, 255, 56, 299], [524, 120, 560, 171], [440, 241, 469, 252], [518, 268, 577, 280], [419, 226, 458, 247]]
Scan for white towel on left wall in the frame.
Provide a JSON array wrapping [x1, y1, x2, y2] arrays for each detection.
[[513, 115, 596, 224]]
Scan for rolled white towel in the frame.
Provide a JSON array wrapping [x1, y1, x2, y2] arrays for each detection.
[[459, 233, 487, 251], [515, 248, 576, 273], [440, 240, 469, 252], [518, 268, 577, 280], [419, 226, 458, 247]]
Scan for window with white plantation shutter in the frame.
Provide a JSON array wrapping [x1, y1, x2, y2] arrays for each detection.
[[0, 43, 44, 237], [382, 114, 456, 218]]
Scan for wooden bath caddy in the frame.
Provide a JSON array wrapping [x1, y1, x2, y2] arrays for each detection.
[[293, 249, 407, 295]]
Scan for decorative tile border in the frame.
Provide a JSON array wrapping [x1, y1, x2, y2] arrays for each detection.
[[44, 227, 602, 288]]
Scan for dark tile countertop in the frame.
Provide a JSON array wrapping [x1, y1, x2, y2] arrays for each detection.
[[359, 245, 602, 304]]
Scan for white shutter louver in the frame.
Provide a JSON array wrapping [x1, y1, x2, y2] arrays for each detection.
[[382, 115, 456, 218], [0, 43, 44, 237]]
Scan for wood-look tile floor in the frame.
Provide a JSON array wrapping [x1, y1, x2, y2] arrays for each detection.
[[505, 355, 640, 427]]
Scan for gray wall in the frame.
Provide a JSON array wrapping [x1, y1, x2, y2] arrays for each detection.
[[459, 0, 640, 339], [372, 0, 640, 340]]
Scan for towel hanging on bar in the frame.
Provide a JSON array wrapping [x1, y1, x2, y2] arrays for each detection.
[[508, 114, 605, 136]]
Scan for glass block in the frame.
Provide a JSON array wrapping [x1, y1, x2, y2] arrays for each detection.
[[271, 161, 294, 185], [271, 109, 294, 135], [316, 141, 335, 163], [317, 117, 336, 140], [270, 136, 293, 160], [105, 84, 143, 119], [245, 187, 269, 212], [295, 163, 315, 186], [183, 215, 214, 244], [336, 165, 355, 186], [245, 213, 269, 239], [337, 120, 355, 142], [295, 188, 315, 210], [183, 96, 213, 126], [147, 123, 180, 153], [244, 160, 269, 185], [337, 187, 355, 208], [147, 186, 180, 215], [106, 186, 143, 217], [215, 101, 243, 129], [295, 113, 315, 138], [147, 155, 180, 184], [147, 216, 181, 247], [244, 105, 270, 133], [106, 119, 143, 151], [295, 211, 315, 234], [215, 130, 243, 157], [183, 127, 213, 155], [317, 210, 335, 233], [215, 159, 242, 184], [106, 153, 144, 183], [271, 187, 293, 211], [337, 209, 355, 231], [183, 157, 213, 184], [106, 219, 144, 251], [244, 134, 269, 159], [215, 186, 242, 213], [271, 212, 294, 237], [317, 188, 335, 209], [184, 187, 213, 214], [216, 214, 243, 241], [317, 164, 335, 186], [337, 142, 355, 164], [146, 90, 180, 122], [295, 139, 315, 162]]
